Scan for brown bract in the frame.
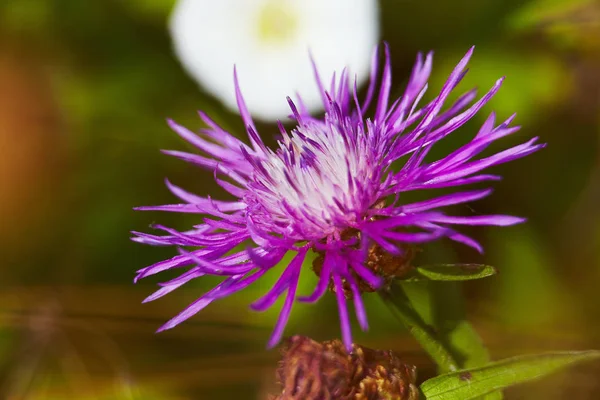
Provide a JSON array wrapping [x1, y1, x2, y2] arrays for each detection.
[[271, 336, 419, 400]]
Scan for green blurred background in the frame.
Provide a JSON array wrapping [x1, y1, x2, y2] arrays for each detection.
[[1, 0, 599, 398]]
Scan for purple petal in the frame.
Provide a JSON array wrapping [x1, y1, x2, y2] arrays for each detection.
[[297, 250, 333, 303], [361, 44, 380, 113], [430, 214, 526, 226], [134, 204, 217, 214], [155, 275, 240, 331], [424, 139, 544, 185], [414, 46, 474, 133], [401, 189, 492, 213], [166, 179, 246, 211], [161, 150, 218, 169], [365, 212, 444, 229], [309, 50, 329, 111], [157, 269, 268, 332], [406, 174, 502, 190], [246, 247, 287, 269], [265, 248, 308, 348], [375, 43, 392, 123], [214, 171, 247, 198], [425, 125, 521, 176], [167, 119, 243, 164], [131, 227, 213, 246], [476, 111, 497, 138], [348, 258, 384, 289], [346, 274, 369, 331], [427, 77, 504, 142], [448, 231, 483, 253], [178, 247, 253, 275], [250, 248, 307, 311], [233, 67, 258, 144], [377, 230, 446, 243], [333, 272, 353, 352], [388, 51, 433, 130], [135, 252, 199, 281], [143, 268, 202, 303]]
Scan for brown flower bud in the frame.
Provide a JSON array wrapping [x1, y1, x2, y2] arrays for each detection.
[[271, 336, 419, 400]]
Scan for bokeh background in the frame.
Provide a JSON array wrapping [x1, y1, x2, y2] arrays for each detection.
[[1, 0, 599, 398]]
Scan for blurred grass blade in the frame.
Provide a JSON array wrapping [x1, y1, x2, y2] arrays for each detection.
[[507, 0, 595, 30], [420, 351, 600, 400], [381, 282, 459, 373], [407, 264, 497, 282]]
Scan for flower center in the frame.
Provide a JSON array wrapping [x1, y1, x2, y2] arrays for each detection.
[[256, 1, 298, 45], [251, 121, 373, 238]]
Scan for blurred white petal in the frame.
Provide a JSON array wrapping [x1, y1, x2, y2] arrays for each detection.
[[169, 0, 380, 120]]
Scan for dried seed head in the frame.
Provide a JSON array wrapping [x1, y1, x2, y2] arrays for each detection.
[[271, 336, 419, 400]]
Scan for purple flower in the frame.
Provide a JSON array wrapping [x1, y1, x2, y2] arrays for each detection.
[[133, 45, 544, 351]]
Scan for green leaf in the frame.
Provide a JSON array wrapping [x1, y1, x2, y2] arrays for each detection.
[[381, 283, 459, 372], [420, 351, 600, 400], [443, 320, 490, 369], [429, 282, 491, 368], [429, 283, 501, 399], [480, 392, 503, 400], [408, 264, 497, 281]]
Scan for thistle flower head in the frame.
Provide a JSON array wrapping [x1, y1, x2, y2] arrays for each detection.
[[133, 44, 545, 351]]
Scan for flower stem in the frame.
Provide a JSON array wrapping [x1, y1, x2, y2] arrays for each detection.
[[381, 281, 459, 373]]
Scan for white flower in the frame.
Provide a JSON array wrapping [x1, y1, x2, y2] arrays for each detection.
[[169, 0, 380, 120]]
